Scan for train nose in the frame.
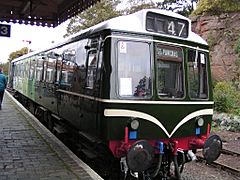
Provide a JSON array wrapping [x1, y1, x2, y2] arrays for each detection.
[[127, 140, 154, 172], [203, 134, 222, 163]]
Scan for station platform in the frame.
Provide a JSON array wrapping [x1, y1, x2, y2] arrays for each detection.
[[0, 91, 103, 180]]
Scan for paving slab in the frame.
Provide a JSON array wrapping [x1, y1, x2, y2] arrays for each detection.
[[0, 91, 103, 180]]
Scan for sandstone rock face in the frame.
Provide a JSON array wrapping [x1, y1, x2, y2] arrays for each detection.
[[191, 13, 240, 81]]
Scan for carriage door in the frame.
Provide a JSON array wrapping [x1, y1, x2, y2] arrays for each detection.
[[55, 42, 81, 128], [82, 37, 102, 134]]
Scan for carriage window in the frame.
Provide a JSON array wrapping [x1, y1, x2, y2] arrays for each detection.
[[76, 39, 88, 67], [43, 61, 47, 81], [46, 63, 55, 83], [19, 63, 24, 77], [60, 46, 77, 87], [156, 44, 184, 99], [36, 57, 44, 81], [29, 58, 36, 80], [188, 50, 208, 99], [96, 51, 103, 82], [45, 52, 57, 83], [117, 41, 151, 98], [60, 61, 75, 86], [24, 61, 30, 79]]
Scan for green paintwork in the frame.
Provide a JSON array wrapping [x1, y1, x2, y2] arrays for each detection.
[[10, 29, 212, 144], [101, 33, 212, 141]]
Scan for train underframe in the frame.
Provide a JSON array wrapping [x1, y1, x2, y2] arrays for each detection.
[[111, 132, 222, 180], [13, 91, 222, 180]]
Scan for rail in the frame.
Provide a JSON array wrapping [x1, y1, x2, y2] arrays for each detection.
[[197, 148, 240, 176]]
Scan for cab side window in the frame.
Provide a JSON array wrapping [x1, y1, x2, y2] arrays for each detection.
[[85, 37, 101, 90], [86, 51, 97, 89], [188, 49, 208, 99]]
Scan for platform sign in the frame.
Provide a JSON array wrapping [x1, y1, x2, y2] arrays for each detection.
[[0, 24, 11, 37]]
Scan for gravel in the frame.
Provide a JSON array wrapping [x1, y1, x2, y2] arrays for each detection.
[[213, 112, 240, 132], [182, 129, 240, 180]]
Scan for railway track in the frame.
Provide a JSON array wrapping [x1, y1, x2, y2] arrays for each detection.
[[197, 148, 240, 176], [221, 149, 240, 157]]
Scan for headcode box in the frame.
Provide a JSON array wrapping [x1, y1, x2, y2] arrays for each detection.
[[0, 24, 11, 37]]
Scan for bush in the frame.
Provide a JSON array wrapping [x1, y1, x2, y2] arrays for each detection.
[[207, 32, 218, 49], [192, 0, 240, 16], [213, 81, 240, 113], [235, 38, 240, 56]]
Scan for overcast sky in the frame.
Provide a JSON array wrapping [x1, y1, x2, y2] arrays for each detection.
[[0, 21, 68, 63]]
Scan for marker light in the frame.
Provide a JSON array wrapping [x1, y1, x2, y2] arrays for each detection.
[[197, 118, 204, 127], [129, 131, 137, 139], [130, 119, 140, 130]]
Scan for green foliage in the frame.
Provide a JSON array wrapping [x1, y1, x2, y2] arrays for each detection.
[[157, 0, 198, 16], [232, 37, 240, 88], [8, 47, 29, 62], [212, 38, 240, 115], [235, 37, 240, 56], [207, 32, 217, 49], [213, 81, 240, 114], [64, 0, 159, 37], [123, 0, 156, 14], [64, 0, 122, 37], [192, 0, 240, 16]]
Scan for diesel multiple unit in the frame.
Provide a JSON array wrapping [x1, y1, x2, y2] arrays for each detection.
[[8, 9, 222, 179]]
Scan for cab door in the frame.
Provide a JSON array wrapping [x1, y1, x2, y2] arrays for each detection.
[[81, 37, 103, 136]]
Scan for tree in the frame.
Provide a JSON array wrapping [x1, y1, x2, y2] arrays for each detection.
[[64, 0, 122, 37], [192, 0, 240, 16], [64, 0, 198, 37], [157, 0, 198, 16], [233, 38, 240, 89], [123, 0, 156, 14], [8, 47, 29, 62]]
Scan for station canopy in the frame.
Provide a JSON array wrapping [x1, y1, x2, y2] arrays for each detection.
[[0, 0, 100, 27]]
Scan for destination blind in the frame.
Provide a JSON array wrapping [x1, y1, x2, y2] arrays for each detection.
[[146, 12, 189, 38]]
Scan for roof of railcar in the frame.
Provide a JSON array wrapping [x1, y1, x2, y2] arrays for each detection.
[[71, 8, 207, 45], [12, 9, 207, 63]]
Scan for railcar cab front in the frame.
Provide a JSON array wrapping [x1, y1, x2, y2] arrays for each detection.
[[101, 9, 222, 179]]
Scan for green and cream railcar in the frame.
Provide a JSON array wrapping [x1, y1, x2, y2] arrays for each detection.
[[9, 9, 222, 179]]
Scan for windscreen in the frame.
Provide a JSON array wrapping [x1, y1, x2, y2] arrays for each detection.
[[117, 41, 152, 98], [156, 44, 184, 99]]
